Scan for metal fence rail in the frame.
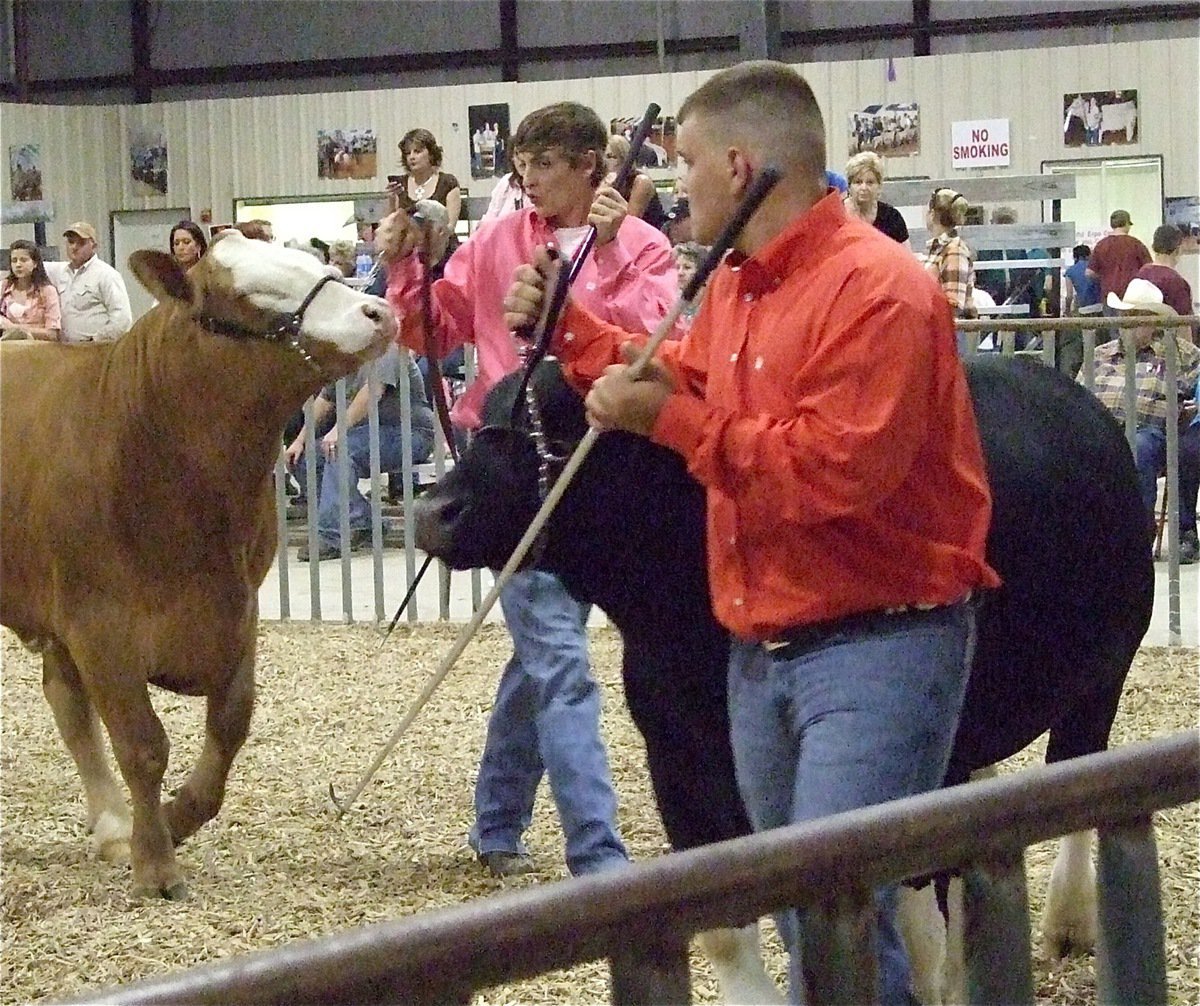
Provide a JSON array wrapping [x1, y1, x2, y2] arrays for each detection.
[[63, 730, 1200, 1006]]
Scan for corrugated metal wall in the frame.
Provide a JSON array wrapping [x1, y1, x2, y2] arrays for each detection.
[[2, 37, 1196, 262]]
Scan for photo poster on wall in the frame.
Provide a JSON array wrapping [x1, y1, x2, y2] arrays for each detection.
[[316, 129, 378, 181], [1165, 196, 1199, 254], [609, 115, 677, 168], [128, 124, 167, 196], [468, 104, 511, 180], [1062, 90, 1139, 147], [8, 143, 43, 201], [849, 103, 920, 158]]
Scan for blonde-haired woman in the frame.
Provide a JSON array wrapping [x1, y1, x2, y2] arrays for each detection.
[[923, 188, 976, 311], [844, 151, 908, 245], [603, 134, 667, 231]]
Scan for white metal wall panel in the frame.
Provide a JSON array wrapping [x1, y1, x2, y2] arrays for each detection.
[[1, 37, 1196, 258]]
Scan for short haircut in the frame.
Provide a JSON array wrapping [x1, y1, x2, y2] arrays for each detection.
[[1110, 209, 1132, 228], [845, 151, 885, 185], [990, 206, 1017, 225], [1073, 243, 1091, 261], [512, 102, 607, 187], [169, 220, 209, 259], [234, 220, 272, 241], [400, 128, 444, 168], [929, 188, 969, 229], [1152, 224, 1183, 255], [677, 60, 826, 184]]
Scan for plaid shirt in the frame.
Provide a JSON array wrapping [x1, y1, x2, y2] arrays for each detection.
[[922, 232, 975, 316], [1085, 333, 1200, 429]]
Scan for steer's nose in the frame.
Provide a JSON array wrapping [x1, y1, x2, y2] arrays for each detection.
[[361, 299, 397, 339]]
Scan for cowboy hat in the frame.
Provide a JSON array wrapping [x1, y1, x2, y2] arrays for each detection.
[[1106, 277, 1177, 316]]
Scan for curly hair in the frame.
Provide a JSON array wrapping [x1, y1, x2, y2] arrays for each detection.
[[399, 128, 444, 168]]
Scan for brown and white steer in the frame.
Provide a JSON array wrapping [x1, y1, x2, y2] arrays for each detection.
[[0, 232, 394, 899]]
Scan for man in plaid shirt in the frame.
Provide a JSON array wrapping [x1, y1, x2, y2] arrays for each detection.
[[1083, 277, 1200, 562]]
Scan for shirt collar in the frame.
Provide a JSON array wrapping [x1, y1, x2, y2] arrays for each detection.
[[726, 190, 847, 295]]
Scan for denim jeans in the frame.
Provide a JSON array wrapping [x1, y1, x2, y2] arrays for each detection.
[[472, 568, 628, 876], [1133, 424, 1200, 535], [298, 423, 433, 548], [727, 600, 976, 1005]]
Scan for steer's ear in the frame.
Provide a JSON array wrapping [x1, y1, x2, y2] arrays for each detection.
[[129, 250, 198, 308]]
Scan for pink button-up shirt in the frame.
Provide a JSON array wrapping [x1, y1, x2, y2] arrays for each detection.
[[386, 206, 677, 429]]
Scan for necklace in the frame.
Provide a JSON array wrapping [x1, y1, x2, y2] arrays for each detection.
[[411, 173, 434, 200]]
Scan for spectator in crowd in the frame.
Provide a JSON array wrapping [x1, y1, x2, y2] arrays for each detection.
[[286, 343, 434, 561], [379, 100, 677, 879], [327, 238, 357, 278], [1060, 243, 1102, 378], [663, 197, 693, 246], [603, 134, 667, 231], [504, 60, 996, 1004], [169, 220, 208, 271], [479, 153, 527, 228], [388, 128, 462, 272], [976, 207, 1050, 318], [1134, 224, 1194, 324], [0, 239, 62, 341], [842, 150, 908, 244], [44, 222, 132, 343], [1084, 277, 1200, 563], [922, 188, 976, 349], [1088, 209, 1151, 308], [671, 240, 708, 327]]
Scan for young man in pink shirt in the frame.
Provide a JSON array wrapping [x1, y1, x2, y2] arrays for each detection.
[[378, 102, 677, 878]]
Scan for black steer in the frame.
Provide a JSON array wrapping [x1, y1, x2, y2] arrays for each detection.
[[414, 353, 1153, 970]]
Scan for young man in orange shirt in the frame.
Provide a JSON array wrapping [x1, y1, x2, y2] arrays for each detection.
[[504, 61, 999, 1004]]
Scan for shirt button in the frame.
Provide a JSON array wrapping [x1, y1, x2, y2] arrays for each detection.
[[728, 535, 736, 545], [563, 331, 575, 342], [585, 282, 596, 291], [733, 597, 744, 607], [729, 352, 738, 362], [754, 356, 764, 370], [743, 293, 754, 303]]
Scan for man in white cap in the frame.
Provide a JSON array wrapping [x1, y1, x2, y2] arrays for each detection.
[[1084, 276, 1200, 562], [44, 222, 132, 343]]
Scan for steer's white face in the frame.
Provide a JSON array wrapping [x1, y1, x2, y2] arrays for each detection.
[[210, 232, 395, 355]]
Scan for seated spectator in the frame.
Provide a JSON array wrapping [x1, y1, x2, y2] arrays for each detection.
[[672, 241, 709, 327], [663, 197, 692, 246], [327, 238, 357, 278], [603, 134, 667, 231], [169, 220, 208, 271], [977, 207, 1050, 331], [286, 343, 435, 561], [1083, 278, 1200, 563], [843, 151, 908, 245], [1, 239, 62, 341], [44, 222, 132, 344], [1134, 225, 1194, 332]]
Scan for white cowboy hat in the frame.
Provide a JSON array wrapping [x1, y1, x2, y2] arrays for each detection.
[[1107, 277, 1177, 315]]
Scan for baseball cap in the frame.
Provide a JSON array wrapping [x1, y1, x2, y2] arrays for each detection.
[[63, 221, 98, 241], [1109, 209, 1132, 228]]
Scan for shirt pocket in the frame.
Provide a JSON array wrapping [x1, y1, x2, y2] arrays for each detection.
[[73, 288, 102, 311]]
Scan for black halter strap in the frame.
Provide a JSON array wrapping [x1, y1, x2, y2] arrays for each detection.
[[195, 272, 341, 371]]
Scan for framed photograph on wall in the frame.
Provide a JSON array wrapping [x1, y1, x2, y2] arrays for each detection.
[[316, 129, 378, 181], [468, 104, 510, 181], [8, 144, 43, 201], [1062, 90, 1139, 147], [128, 125, 167, 196], [848, 103, 920, 158]]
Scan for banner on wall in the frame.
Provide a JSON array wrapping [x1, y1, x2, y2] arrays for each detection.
[[950, 119, 1010, 169]]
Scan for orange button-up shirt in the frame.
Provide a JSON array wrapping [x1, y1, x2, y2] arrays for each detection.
[[555, 192, 999, 640]]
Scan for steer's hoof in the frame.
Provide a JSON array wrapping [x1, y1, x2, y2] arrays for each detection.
[[132, 878, 190, 901]]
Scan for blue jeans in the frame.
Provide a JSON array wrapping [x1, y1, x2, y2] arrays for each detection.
[[472, 569, 628, 875], [297, 423, 433, 548], [1133, 425, 1199, 535], [727, 600, 976, 1005]]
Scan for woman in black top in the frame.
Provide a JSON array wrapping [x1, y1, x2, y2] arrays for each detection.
[[388, 128, 462, 269], [844, 150, 909, 246]]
